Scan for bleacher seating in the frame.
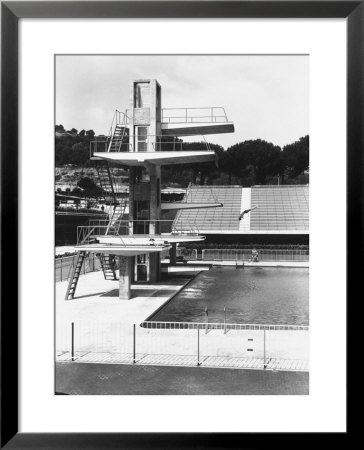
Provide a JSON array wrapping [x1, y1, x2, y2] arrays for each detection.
[[174, 186, 242, 232], [250, 185, 309, 231], [173, 184, 309, 233]]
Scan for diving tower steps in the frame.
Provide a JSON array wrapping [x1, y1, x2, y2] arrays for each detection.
[[106, 203, 127, 235], [99, 254, 117, 280], [96, 162, 116, 200], [109, 124, 127, 152], [65, 251, 86, 300]]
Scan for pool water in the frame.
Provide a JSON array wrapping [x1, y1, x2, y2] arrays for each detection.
[[151, 267, 309, 325]]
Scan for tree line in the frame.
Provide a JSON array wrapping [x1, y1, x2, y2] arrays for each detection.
[[55, 125, 309, 186]]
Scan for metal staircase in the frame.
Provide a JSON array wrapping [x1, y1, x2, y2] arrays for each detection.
[[96, 162, 116, 199], [99, 254, 117, 280], [65, 251, 86, 300], [108, 124, 127, 152], [106, 203, 127, 235]]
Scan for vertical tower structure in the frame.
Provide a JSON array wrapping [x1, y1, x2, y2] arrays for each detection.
[[70, 79, 234, 301]]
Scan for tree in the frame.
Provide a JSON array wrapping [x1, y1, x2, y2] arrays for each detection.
[[77, 177, 97, 191], [55, 124, 65, 133], [225, 140, 282, 185], [86, 129, 95, 139], [282, 135, 309, 179], [72, 187, 83, 197], [77, 176, 104, 198]]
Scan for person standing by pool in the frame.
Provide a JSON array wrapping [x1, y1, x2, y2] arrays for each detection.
[[251, 248, 259, 262]]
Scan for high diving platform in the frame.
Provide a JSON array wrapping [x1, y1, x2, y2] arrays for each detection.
[[161, 122, 235, 137], [92, 150, 216, 167], [75, 242, 170, 256]]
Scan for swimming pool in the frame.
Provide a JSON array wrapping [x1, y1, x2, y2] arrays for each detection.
[[150, 267, 309, 325]]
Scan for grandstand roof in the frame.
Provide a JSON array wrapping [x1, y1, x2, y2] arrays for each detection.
[[173, 185, 309, 234]]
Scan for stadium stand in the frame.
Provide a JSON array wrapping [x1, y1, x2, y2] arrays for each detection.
[[173, 184, 309, 234], [250, 185, 309, 231], [175, 186, 242, 232]]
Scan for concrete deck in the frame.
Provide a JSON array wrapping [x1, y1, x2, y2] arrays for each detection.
[[56, 271, 193, 324]]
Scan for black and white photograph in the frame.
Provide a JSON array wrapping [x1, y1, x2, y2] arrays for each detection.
[[54, 55, 309, 396]]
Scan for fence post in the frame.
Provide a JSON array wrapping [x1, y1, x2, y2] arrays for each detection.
[[197, 326, 200, 366], [224, 307, 226, 334], [133, 324, 136, 364], [71, 322, 75, 361], [263, 329, 266, 369], [205, 306, 208, 334]]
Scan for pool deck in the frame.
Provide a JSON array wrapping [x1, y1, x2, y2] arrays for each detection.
[[56, 269, 309, 374], [56, 271, 194, 324]]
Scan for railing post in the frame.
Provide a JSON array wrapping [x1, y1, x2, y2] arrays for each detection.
[[71, 322, 75, 361], [205, 306, 208, 334], [263, 329, 266, 369], [60, 258, 63, 281], [133, 324, 136, 364], [197, 325, 200, 366]]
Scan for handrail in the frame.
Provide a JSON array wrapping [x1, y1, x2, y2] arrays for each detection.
[[161, 107, 228, 124], [77, 219, 202, 244]]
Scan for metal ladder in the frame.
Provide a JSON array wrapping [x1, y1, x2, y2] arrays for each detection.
[[99, 254, 117, 280], [65, 251, 86, 300], [106, 202, 126, 235], [96, 162, 116, 199], [108, 124, 127, 152]]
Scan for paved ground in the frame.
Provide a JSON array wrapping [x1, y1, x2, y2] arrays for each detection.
[[57, 351, 308, 371], [56, 271, 193, 325], [56, 362, 309, 395]]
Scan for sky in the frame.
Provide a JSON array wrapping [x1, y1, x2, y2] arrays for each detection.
[[55, 55, 308, 148]]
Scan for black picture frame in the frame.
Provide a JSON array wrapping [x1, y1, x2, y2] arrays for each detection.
[[1, 1, 357, 447]]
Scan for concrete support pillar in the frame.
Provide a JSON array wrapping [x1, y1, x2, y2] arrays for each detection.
[[119, 256, 133, 300], [170, 243, 177, 265], [148, 164, 161, 235]]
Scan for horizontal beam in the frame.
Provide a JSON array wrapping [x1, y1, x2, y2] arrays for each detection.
[[161, 122, 234, 136], [93, 151, 216, 166]]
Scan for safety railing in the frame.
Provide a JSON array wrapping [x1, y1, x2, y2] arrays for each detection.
[[107, 109, 130, 138], [201, 249, 309, 262], [90, 139, 132, 157], [177, 248, 197, 261], [91, 134, 214, 156], [77, 219, 201, 244], [161, 107, 229, 124]]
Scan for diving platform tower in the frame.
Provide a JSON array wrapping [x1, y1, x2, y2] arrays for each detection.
[[67, 79, 234, 301]]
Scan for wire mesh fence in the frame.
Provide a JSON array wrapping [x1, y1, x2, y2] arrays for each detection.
[[201, 249, 309, 262], [56, 320, 309, 371], [55, 253, 102, 282]]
